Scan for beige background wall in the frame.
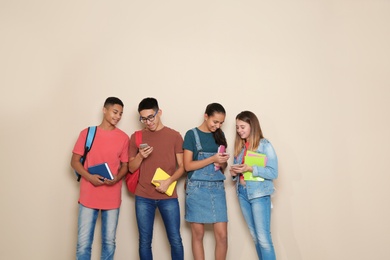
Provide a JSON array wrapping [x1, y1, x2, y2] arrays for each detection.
[[1, 1, 389, 259]]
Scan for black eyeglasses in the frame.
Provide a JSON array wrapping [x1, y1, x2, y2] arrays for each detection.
[[139, 110, 158, 124]]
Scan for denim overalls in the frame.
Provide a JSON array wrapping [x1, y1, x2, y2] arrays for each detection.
[[184, 128, 228, 223]]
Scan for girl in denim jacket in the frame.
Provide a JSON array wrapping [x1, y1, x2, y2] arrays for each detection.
[[230, 111, 278, 260]]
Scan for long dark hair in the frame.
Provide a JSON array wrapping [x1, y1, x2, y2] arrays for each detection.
[[205, 103, 227, 147]]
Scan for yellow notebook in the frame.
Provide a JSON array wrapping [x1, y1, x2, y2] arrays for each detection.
[[151, 167, 177, 196], [243, 152, 267, 181]]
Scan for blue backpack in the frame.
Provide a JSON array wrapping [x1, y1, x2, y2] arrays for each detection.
[[75, 126, 97, 182]]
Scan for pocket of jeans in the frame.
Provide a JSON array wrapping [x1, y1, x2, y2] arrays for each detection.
[[185, 183, 199, 197]]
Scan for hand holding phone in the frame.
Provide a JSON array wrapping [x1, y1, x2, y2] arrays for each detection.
[[139, 143, 149, 149], [229, 164, 243, 176], [217, 145, 226, 154], [215, 145, 226, 171]]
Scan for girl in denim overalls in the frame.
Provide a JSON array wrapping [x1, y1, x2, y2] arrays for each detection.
[[183, 103, 230, 260], [230, 111, 278, 260]]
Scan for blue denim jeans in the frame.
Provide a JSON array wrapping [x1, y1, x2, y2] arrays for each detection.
[[135, 196, 184, 260], [238, 184, 276, 260], [76, 204, 120, 260]]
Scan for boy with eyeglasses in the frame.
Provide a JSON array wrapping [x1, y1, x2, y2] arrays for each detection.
[[70, 97, 129, 260], [128, 97, 185, 260]]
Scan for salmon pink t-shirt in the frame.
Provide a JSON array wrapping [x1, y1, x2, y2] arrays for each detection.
[[73, 127, 129, 209]]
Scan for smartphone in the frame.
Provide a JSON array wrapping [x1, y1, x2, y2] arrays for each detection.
[[217, 145, 226, 154], [139, 143, 149, 149]]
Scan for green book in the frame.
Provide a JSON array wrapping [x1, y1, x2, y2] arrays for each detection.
[[243, 152, 266, 181]]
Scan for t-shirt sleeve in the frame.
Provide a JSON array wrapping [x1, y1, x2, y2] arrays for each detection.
[[183, 129, 196, 152], [128, 132, 139, 158], [72, 128, 88, 156], [174, 131, 184, 154], [119, 135, 130, 163]]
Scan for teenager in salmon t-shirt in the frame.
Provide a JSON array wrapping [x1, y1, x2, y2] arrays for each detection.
[[71, 97, 129, 260]]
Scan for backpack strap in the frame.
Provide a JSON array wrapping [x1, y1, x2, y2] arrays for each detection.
[[85, 126, 97, 152], [191, 128, 203, 152], [135, 130, 142, 147], [77, 126, 97, 182]]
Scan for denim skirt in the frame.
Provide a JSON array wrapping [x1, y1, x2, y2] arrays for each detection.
[[185, 180, 228, 223]]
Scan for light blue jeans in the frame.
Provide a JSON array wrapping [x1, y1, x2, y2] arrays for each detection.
[[238, 184, 276, 260], [76, 204, 120, 260], [135, 196, 184, 260]]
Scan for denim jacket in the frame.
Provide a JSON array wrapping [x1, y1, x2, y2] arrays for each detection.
[[233, 138, 278, 199]]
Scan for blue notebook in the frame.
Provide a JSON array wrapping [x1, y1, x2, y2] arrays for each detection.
[[88, 163, 114, 180]]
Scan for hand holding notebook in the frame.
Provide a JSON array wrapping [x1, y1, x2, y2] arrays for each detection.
[[151, 167, 177, 196], [88, 162, 114, 180], [243, 151, 267, 181]]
